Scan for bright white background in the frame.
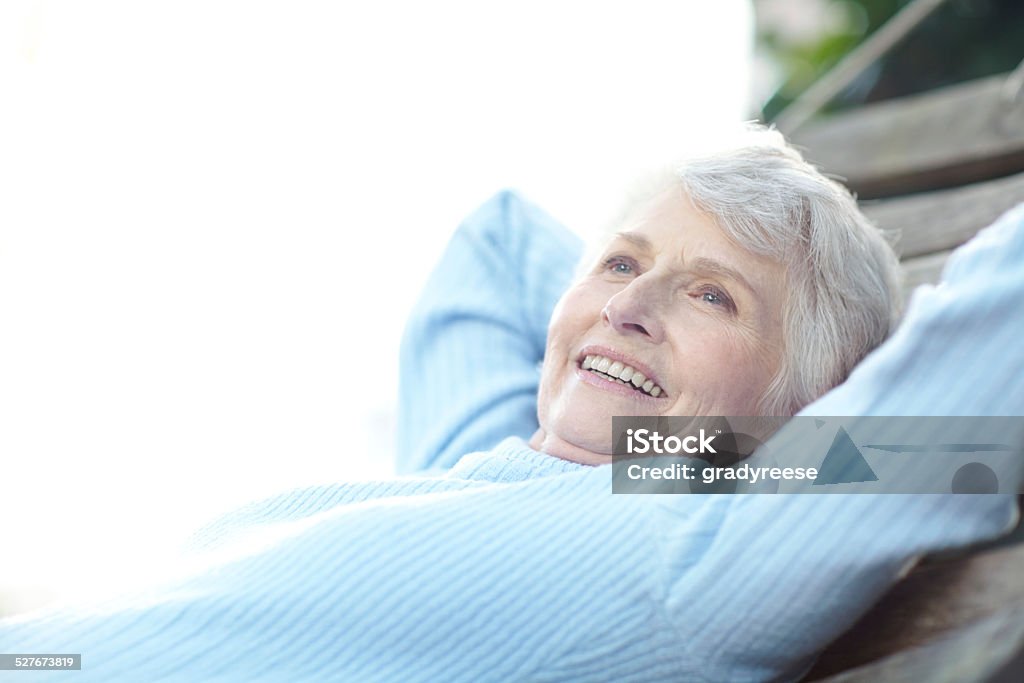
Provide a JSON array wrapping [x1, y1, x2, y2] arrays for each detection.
[[0, 1, 752, 611]]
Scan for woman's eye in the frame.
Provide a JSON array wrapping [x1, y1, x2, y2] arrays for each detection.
[[604, 257, 635, 275], [698, 288, 733, 310]]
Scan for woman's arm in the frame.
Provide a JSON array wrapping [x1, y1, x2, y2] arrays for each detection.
[[396, 191, 582, 473]]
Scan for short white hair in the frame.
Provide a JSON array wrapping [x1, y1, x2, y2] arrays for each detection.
[[605, 124, 901, 416]]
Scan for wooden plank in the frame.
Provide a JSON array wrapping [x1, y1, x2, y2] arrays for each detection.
[[860, 171, 1024, 259], [790, 73, 1024, 198], [807, 540, 1024, 680], [811, 601, 1024, 682]]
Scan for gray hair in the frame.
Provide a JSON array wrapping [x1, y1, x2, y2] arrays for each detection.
[[606, 125, 902, 416]]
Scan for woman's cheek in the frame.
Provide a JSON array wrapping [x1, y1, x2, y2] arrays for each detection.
[[548, 287, 597, 344]]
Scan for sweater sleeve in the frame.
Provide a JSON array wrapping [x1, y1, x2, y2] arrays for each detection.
[[395, 191, 582, 474], [801, 201, 1024, 418]]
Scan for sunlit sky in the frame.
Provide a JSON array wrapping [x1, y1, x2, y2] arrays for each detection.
[[0, 1, 753, 610]]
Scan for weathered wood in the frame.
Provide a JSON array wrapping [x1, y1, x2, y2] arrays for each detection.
[[861, 170, 1024, 259], [806, 540, 1024, 680], [791, 73, 1024, 198], [812, 601, 1024, 682]]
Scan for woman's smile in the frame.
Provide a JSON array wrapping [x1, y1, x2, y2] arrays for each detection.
[[574, 345, 669, 401]]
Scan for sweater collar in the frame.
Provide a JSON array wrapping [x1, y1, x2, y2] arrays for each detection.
[[446, 437, 588, 482]]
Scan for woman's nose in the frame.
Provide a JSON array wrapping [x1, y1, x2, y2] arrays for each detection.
[[601, 277, 666, 344]]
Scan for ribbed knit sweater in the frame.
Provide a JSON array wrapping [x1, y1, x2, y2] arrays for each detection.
[[2, 194, 1022, 682]]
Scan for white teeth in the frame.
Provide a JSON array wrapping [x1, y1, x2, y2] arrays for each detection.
[[581, 354, 665, 397]]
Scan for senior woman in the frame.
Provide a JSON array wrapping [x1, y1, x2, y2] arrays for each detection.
[[400, 126, 900, 471], [1, 128, 1018, 683]]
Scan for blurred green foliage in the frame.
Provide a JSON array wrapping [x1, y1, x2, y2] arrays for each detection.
[[758, 0, 1024, 121]]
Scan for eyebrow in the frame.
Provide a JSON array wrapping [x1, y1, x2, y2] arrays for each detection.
[[687, 257, 757, 297], [611, 231, 758, 296], [613, 231, 654, 251]]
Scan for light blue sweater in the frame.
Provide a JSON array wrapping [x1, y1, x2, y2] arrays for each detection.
[[1, 193, 1022, 682]]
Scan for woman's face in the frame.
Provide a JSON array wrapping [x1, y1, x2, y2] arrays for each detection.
[[533, 188, 788, 464]]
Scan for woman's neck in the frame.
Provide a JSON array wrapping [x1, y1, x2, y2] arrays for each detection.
[[528, 428, 609, 466]]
